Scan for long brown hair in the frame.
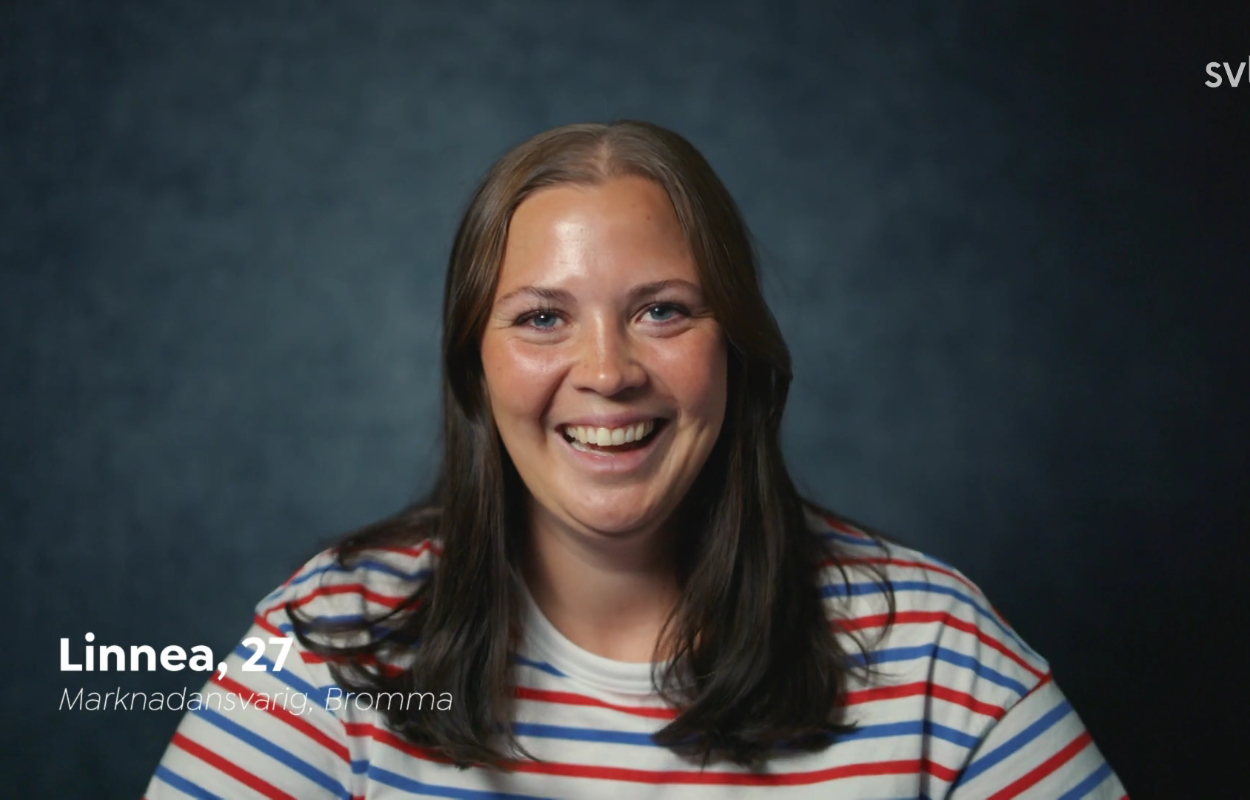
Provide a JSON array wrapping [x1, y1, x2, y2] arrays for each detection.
[[291, 120, 893, 769]]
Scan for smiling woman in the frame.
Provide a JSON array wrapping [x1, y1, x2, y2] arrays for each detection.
[[483, 176, 728, 554], [145, 121, 1127, 799]]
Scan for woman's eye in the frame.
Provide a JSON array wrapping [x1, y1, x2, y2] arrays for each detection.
[[521, 310, 560, 329], [645, 304, 683, 322]]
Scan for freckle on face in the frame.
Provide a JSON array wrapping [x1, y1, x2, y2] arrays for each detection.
[[479, 176, 728, 540]]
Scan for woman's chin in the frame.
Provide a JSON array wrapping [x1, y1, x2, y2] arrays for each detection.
[[564, 503, 668, 540], [577, 516, 657, 539]]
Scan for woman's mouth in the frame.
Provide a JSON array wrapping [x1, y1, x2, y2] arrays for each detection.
[[559, 419, 667, 454]]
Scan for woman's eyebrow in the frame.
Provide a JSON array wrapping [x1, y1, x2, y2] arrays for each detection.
[[494, 279, 703, 308], [494, 286, 574, 306], [630, 279, 703, 301]]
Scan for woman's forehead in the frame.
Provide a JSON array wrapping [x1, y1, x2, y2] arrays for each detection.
[[496, 178, 699, 298]]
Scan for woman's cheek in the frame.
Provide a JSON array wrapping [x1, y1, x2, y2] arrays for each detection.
[[496, 342, 569, 414], [655, 328, 727, 400]]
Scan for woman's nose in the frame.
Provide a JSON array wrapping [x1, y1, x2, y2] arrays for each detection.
[[571, 317, 646, 396]]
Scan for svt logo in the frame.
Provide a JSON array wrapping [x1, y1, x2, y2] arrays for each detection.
[[1206, 60, 1250, 87]]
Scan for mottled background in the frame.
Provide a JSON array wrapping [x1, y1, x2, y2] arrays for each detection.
[[2, 0, 1246, 796]]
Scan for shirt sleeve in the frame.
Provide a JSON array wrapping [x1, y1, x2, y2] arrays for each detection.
[[143, 564, 358, 799], [948, 675, 1128, 800]]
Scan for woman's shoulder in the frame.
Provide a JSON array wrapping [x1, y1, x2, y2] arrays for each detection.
[[253, 538, 442, 633], [809, 510, 985, 599], [806, 509, 1053, 686], [808, 507, 1006, 613]]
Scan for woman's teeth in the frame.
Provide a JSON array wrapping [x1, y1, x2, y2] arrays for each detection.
[[563, 419, 656, 448]]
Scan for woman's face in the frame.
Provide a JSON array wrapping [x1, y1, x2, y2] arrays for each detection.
[[480, 175, 728, 541]]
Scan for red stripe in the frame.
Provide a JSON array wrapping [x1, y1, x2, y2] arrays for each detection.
[[986, 730, 1093, 799], [816, 513, 875, 541], [518, 679, 1006, 722], [515, 686, 678, 720], [170, 731, 298, 800], [211, 672, 352, 764], [344, 721, 454, 763], [263, 583, 410, 619], [838, 610, 1047, 679], [844, 680, 1008, 719]]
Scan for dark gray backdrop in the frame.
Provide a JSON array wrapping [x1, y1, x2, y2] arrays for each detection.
[[3, 1, 1246, 796]]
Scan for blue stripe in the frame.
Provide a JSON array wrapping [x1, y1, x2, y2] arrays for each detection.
[[513, 722, 657, 747], [832, 720, 927, 746], [824, 579, 1039, 660], [195, 707, 351, 799], [368, 763, 553, 799], [836, 720, 980, 749], [513, 654, 567, 678], [264, 561, 429, 606], [957, 699, 1073, 785], [925, 721, 982, 750], [849, 643, 1029, 696], [511, 717, 981, 751], [289, 561, 430, 589], [273, 612, 368, 629], [154, 765, 224, 799], [1057, 761, 1113, 799]]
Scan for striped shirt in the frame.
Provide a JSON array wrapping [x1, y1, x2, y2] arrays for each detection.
[[146, 515, 1128, 798]]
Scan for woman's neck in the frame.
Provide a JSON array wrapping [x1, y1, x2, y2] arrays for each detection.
[[522, 507, 683, 664]]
